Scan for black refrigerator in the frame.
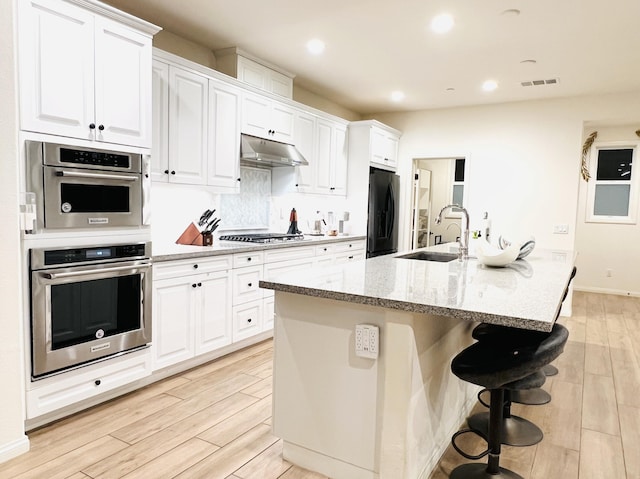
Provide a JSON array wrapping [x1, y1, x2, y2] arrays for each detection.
[[367, 167, 400, 257]]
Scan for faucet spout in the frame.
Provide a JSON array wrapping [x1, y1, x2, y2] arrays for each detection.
[[435, 204, 470, 260]]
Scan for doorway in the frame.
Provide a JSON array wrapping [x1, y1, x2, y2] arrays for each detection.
[[410, 157, 466, 249]]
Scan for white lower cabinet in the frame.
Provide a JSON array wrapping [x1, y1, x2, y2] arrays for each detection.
[[26, 349, 151, 419], [314, 240, 366, 266], [152, 256, 232, 371], [232, 300, 263, 341]]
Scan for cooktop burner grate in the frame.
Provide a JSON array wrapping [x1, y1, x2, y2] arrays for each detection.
[[219, 233, 305, 243]]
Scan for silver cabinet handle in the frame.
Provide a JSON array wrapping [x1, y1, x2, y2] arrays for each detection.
[[41, 264, 148, 280], [56, 170, 139, 182]]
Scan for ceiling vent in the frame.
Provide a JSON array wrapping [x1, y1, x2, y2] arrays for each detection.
[[520, 78, 559, 87]]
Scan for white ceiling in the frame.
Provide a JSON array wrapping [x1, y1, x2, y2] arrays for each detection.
[[103, 0, 640, 115]]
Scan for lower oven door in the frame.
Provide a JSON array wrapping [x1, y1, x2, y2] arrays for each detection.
[[42, 166, 142, 229], [30, 260, 152, 378]]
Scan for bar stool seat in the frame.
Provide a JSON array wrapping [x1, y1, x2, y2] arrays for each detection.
[[449, 323, 569, 479]]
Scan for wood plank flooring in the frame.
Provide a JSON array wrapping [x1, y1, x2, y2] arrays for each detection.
[[0, 291, 638, 479]]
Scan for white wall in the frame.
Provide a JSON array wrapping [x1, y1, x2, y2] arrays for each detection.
[[373, 91, 640, 293], [574, 124, 640, 296], [0, 0, 30, 463]]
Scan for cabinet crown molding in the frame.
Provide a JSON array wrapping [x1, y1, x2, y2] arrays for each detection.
[[69, 0, 162, 35]]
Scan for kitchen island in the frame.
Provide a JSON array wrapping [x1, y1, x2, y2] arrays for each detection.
[[259, 245, 576, 479]]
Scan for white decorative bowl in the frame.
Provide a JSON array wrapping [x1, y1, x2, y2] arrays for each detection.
[[476, 239, 520, 267], [498, 235, 536, 260]]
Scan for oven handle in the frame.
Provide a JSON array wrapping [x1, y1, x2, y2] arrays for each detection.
[[41, 264, 149, 280], [55, 171, 139, 182]]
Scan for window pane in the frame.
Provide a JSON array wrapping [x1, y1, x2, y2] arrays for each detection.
[[454, 159, 465, 182], [596, 149, 633, 181], [594, 184, 630, 216], [452, 184, 464, 206]]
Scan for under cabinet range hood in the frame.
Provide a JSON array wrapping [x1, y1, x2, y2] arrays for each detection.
[[240, 134, 308, 167]]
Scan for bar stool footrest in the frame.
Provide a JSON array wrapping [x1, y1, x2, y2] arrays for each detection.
[[468, 412, 543, 447], [451, 428, 489, 460]]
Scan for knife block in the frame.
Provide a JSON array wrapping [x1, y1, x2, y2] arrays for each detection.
[[176, 222, 205, 246]]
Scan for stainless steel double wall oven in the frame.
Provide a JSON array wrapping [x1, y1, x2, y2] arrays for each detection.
[[26, 141, 153, 378]]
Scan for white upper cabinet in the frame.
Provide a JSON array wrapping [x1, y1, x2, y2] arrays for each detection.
[[151, 59, 169, 181], [292, 110, 316, 192], [315, 119, 348, 195], [168, 67, 208, 185], [208, 80, 242, 191], [241, 92, 295, 144], [153, 51, 243, 189], [18, 0, 158, 148], [349, 120, 401, 172]]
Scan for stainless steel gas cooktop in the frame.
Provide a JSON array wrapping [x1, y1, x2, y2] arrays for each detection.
[[219, 233, 305, 244]]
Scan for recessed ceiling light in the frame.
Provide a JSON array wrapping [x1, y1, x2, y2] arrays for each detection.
[[390, 91, 405, 102], [520, 59, 537, 64], [446, 87, 456, 92], [306, 38, 325, 55], [482, 80, 498, 92], [430, 13, 454, 34]]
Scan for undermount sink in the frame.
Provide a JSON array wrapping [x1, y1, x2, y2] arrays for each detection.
[[397, 251, 459, 262]]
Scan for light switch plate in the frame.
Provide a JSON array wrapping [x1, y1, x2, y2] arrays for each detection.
[[355, 324, 379, 359]]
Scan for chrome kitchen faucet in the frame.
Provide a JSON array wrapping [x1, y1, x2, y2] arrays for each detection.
[[435, 204, 470, 260]]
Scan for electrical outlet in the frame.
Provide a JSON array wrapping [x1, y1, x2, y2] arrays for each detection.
[[355, 324, 379, 359], [553, 224, 569, 234]]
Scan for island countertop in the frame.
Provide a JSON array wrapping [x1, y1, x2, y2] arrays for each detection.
[[260, 244, 577, 332]]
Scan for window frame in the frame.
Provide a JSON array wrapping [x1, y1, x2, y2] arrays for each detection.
[[446, 158, 466, 219], [585, 140, 638, 224]]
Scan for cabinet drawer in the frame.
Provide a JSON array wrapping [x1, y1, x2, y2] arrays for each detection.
[[314, 244, 335, 256], [263, 296, 275, 331], [335, 250, 366, 264], [233, 300, 263, 341], [232, 251, 264, 268], [264, 245, 315, 263], [233, 265, 263, 304], [153, 255, 232, 280], [26, 349, 151, 418], [263, 256, 316, 281], [332, 240, 366, 253]]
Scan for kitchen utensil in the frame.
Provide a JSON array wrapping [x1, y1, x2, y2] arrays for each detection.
[[205, 218, 220, 233], [198, 209, 215, 226]]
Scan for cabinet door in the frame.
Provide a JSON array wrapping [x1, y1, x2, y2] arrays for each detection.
[[94, 17, 152, 148], [315, 119, 334, 193], [270, 102, 295, 143], [208, 81, 241, 190], [196, 272, 232, 355], [151, 60, 169, 181], [331, 124, 348, 195], [18, 0, 95, 139], [293, 111, 315, 192], [241, 92, 271, 138], [152, 277, 195, 370], [168, 67, 208, 185]]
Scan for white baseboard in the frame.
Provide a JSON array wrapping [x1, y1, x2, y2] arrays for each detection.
[[0, 435, 29, 464], [574, 286, 640, 298]]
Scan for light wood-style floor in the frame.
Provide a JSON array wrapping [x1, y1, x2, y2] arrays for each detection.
[[0, 291, 638, 479]]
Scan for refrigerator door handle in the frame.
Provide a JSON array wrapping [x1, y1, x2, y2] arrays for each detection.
[[386, 183, 395, 239]]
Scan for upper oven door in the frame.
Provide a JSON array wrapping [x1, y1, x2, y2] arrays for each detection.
[[42, 166, 142, 229]]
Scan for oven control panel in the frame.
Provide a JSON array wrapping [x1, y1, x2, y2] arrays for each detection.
[[36, 243, 149, 267]]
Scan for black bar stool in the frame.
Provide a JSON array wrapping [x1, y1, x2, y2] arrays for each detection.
[[450, 322, 569, 479]]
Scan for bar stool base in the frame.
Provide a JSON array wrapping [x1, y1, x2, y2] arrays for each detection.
[[450, 463, 524, 479], [543, 364, 559, 376], [468, 412, 543, 447]]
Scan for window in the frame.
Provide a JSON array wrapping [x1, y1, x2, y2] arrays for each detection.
[[450, 158, 465, 214], [586, 142, 638, 224]]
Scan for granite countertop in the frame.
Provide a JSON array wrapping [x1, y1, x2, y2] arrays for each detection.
[[152, 234, 367, 262], [259, 244, 577, 332]]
